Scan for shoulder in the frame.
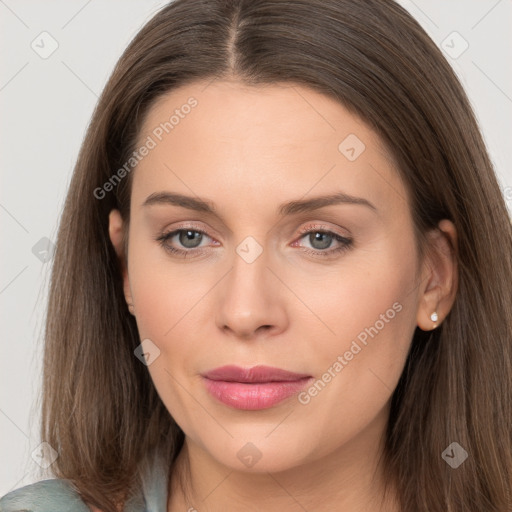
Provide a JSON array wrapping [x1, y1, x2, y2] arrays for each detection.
[[0, 479, 92, 512]]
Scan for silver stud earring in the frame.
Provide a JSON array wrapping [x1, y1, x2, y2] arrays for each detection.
[[430, 311, 438, 328]]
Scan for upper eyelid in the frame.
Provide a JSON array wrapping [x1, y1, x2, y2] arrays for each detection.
[[298, 222, 350, 236], [162, 222, 345, 235]]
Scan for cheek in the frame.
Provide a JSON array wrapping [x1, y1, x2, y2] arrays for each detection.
[[129, 263, 205, 349], [286, 260, 418, 457], [301, 236, 415, 370], [300, 239, 418, 415], [126, 222, 199, 336], [297, 237, 417, 354], [127, 257, 210, 424], [127, 242, 224, 383]]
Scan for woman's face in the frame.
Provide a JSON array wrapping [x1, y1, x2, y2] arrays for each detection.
[[111, 79, 427, 473]]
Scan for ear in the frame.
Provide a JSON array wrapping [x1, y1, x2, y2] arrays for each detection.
[[416, 219, 458, 331], [108, 209, 134, 315]]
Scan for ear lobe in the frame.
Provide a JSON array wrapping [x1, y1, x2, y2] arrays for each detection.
[[108, 209, 134, 311], [416, 219, 458, 331]]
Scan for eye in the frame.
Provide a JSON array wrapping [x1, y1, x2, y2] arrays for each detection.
[[155, 225, 216, 257], [292, 224, 353, 257]]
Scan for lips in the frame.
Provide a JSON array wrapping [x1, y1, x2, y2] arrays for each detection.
[[201, 365, 313, 410]]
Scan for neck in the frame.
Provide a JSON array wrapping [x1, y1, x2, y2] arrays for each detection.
[[167, 405, 399, 512]]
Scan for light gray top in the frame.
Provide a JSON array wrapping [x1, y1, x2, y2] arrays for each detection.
[[0, 451, 170, 512]]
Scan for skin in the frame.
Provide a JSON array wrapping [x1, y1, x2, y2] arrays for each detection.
[[108, 79, 457, 512]]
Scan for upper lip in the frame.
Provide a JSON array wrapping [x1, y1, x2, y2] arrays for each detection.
[[202, 365, 311, 383]]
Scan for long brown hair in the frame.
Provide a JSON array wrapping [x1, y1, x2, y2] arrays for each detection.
[[40, 1, 512, 510]]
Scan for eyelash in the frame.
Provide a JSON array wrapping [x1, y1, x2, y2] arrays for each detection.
[[155, 223, 353, 259]]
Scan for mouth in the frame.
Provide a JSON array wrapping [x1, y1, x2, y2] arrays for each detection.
[[201, 365, 313, 410]]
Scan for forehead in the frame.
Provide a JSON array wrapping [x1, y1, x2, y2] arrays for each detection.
[[132, 79, 409, 220]]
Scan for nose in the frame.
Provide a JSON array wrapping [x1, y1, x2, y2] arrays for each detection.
[[215, 248, 289, 341]]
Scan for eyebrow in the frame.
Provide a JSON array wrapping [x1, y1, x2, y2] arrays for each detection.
[[142, 191, 377, 215]]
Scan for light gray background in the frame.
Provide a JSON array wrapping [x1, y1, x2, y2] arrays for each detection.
[[1, 0, 511, 494]]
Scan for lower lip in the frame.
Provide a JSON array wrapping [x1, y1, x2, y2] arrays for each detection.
[[202, 377, 313, 410]]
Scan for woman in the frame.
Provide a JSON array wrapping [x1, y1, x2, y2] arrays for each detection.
[[1, 0, 511, 511]]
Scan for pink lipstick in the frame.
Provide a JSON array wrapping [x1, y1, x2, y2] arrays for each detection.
[[202, 365, 313, 410]]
